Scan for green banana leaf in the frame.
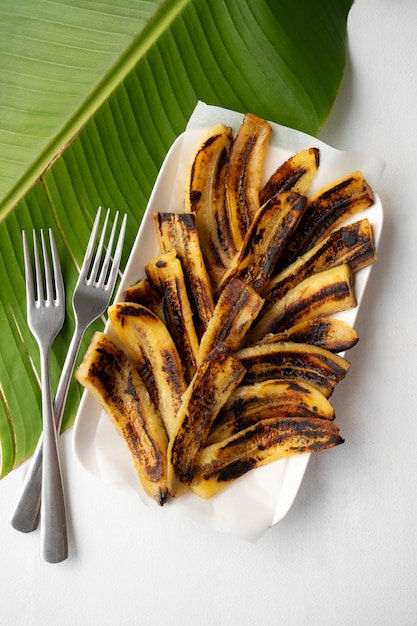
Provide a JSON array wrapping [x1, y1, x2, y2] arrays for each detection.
[[0, 0, 354, 477]]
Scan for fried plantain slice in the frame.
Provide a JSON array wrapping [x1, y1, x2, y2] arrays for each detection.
[[191, 416, 344, 498], [225, 113, 272, 249], [168, 343, 246, 496], [259, 147, 320, 205], [75, 332, 169, 506], [217, 190, 307, 294], [264, 218, 376, 304], [246, 264, 356, 344], [154, 211, 214, 338], [108, 302, 187, 440], [145, 249, 199, 381], [198, 277, 263, 364], [184, 123, 236, 285], [277, 170, 375, 269], [236, 341, 350, 397], [257, 317, 359, 353], [206, 379, 335, 445]]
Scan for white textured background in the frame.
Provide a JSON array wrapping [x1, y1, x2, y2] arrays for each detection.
[[1, 1, 416, 624]]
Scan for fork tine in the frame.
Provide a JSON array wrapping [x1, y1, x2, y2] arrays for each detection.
[[33, 230, 45, 304], [22, 231, 35, 305], [88, 208, 110, 286], [105, 212, 127, 291], [78, 206, 103, 282], [40, 230, 54, 304], [96, 211, 119, 288], [48, 229, 65, 305]]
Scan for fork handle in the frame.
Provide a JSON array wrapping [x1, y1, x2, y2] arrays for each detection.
[[10, 324, 85, 534], [39, 347, 68, 563]]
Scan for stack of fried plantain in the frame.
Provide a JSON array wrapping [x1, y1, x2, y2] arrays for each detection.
[[76, 113, 377, 504]]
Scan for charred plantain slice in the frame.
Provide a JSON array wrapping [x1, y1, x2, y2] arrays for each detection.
[[225, 113, 272, 249], [168, 343, 246, 496], [278, 170, 375, 269], [246, 263, 356, 343], [258, 317, 359, 353], [236, 341, 350, 397], [108, 302, 187, 440], [145, 249, 199, 380], [184, 123, 236, 285], [264, 218, 376, 304], [198, 277, 264, 364], [191, 416, 344, 498], [154, 211, 214, 339], [217, 190, 307, 294], [75, 332, 169, 506], [206, 379, 335, 445], [259, 147, 320, 205], [123, 277, 165, 321]]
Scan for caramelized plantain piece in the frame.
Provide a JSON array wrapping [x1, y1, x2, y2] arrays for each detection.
[[278, 170, 375, 269], [168, 343, 246, 496], [206, 379, 335, 445], [75, 332, 169, 506], [236, 341, 350, 397], [246, 264, 356, 343], [154, 211, 214, 338], [122, 277, 165, 321], [217, 190, 307, 294], [259, 147, 320, 205], [258, 317, 359, 353], [225, 113, 272, 249], [198, 277, 263, 364], [145, 249, 199, 380], [184, 124, 236, 285], [191, 416, 344, 498], [108, 302, 187, 440], [264, 218, 376, 304]]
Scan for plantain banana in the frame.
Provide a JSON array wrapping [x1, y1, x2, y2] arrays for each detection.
[[217, 190, 307, 294], [108, 302, 187, 440], [145, 249, 199, 381], [225, 113, 272, 249], [184, 123, 236, 285], [153, 211, 214, 338], [236, 341, 350, 397], [264, 218, 376, 304], [278, 170, 375, 269], [257, 316, 359, 353], [198, 277, 264, 364], [246, 263, 356, 344], [259, 147, 320, 205], [191, 416, 344, 498], [75, 332, 169, 506], [168, 343, 246, 496], [206, 378, 335, 445]]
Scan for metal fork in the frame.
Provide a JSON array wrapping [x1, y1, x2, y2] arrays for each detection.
[[10, 207, 127, 539], [21, 229, 67, 563]]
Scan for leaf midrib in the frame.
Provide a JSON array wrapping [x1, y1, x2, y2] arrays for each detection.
[[0, 0, 190, 223]]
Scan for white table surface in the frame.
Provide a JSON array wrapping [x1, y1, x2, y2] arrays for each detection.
[[1, 1, 416, 624]]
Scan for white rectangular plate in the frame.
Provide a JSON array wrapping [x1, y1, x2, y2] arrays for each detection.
[[72, 103, 384, 542]]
